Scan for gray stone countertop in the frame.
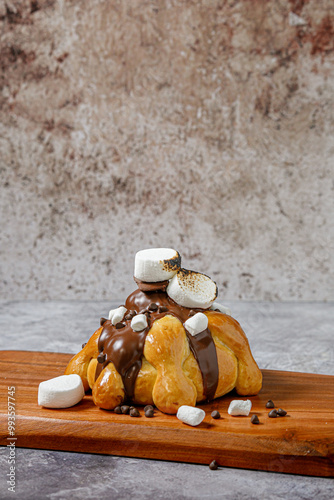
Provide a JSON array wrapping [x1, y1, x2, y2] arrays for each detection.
[[0, 300, 333, 500]]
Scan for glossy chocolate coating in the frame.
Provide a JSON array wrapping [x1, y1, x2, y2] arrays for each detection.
[[133, 277, 169, 292], [95, 288, 219, 402]]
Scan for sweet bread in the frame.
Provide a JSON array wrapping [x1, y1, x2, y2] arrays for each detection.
[[65, 248, 262, 414]]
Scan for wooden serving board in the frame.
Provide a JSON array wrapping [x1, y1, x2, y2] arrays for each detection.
[[0, 351, 333, 477]]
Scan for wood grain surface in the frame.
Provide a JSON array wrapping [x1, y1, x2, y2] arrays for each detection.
[[0, 351, 333, 477]]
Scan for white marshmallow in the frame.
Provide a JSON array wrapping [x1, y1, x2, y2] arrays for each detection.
[[131, 313, 148, 332], [184, 313, 208, 337], [167, 269, 217, 309], [211, 302, 231, 316], [134, 248, 181, 282], [228, 399, 252, 416], [38, 374, 85, 409], [109, 306, 127, 325], [176, 405, 206, 426]]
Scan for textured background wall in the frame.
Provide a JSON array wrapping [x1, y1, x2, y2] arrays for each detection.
[[1, 0, 333, 301]]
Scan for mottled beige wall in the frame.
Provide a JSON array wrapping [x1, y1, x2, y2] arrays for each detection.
[[1, 0, 333, 301]]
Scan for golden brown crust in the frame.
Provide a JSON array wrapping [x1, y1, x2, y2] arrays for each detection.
[[92, 362, 124, 410], [64, 327, 102, 391], [65, 312, 262, 413], [144, 315, 197, 413], [207, 311, 263, 396]]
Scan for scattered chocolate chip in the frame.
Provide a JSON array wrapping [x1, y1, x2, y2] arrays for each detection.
[[211, 410, 220, 419], [188, 310, 197, 317], [115, 322, 125, 329], [159, 306, 168, 313], [209, 460, 218, 470], [145, 409, 154, 418], [266, 399, 275, 408], [100, 317, 108, 326], [148, 302, 158, 311], [121, 405, 130, 414], [125, 310, 137, 320], [251, 414, 260, 424], [277, 408, 287, 417], [268, 409, 278, 418], [130, 408, 140, 417], [97, 353, 106, 363], [144, 405, 154, 412], [81, 342, 87, 349], [114, 406, 122, 414]]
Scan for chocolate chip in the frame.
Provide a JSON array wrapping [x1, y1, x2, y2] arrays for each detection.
[[277, 408, 287, 416], [158, 306, 168, 313], [148, 302, 158, 311], [268, 409, 278, 418], [115, 322, 125, 329], [266, 399, 275, 408], [114, 406, 122, 414], [125, 310, 136, 320], [130, 408, 140, 417], [145, 409, 154, 418], [209, 460, 218, 470], [251, 414, 260, 424], [121, 405, 130, 414], [144, 405, 154, 412], [100, 317, 108, 326], [81, 342, 87, 349], [211, 410, 220, 419], [97, 353, 106, 363], [188, 310, 197, 317]]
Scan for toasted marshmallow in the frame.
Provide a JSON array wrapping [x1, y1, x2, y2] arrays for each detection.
[[131, 313, 148, 332], [184, 313, 208, 336], [134, 248, 181, 282], [109, 306, 127, 325], [211, 302, 231, 316], [167, 269, 217, 309], [38, 374, 85, 409], [177, 405, 206, 426], [228, 399, 252, 416]]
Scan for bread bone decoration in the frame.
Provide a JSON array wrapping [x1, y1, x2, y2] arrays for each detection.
[[65, 248, 262, 414]]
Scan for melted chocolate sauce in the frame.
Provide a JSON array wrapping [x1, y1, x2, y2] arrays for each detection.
[[95, 289, 219, 401], [186, 328, 218, 401]]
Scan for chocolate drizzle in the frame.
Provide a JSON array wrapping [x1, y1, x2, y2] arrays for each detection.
[[95, 288, 219, 401], [185, 328, 218, 401], [95, 321, 147, 398]]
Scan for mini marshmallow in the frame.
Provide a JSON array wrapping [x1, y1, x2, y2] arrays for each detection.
[[108, 308, 117, 320], [211, 302, 231, 316], [134, 248, 181, 282], [38, 374, 85, 409], [109, 306, 127, 325], [176, 405, 206, 426], [167, 269, 217, 309], [228, 399, 252, 416], [184, 313, 208, 336], [131, 313, 148, 332]]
